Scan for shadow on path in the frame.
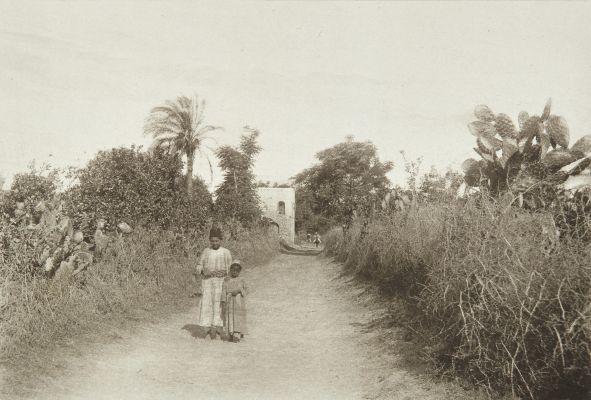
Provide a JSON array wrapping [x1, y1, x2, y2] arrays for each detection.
[[180, 324, 208, 339]]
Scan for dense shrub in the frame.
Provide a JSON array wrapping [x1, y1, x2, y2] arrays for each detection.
[[1, 165, 59, 220], [324, 197, 591, 399], [62, 146, 212, 235]]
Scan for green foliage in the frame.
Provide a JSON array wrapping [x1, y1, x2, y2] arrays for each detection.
[[294, 184, 315, 232], [294, 137, 393, 226], [214, 127, 262, 226], [143, 94, 222, 194], [294, 186, 334, 233], [63, 146, 212, 235], [1, 164, 59, 218]]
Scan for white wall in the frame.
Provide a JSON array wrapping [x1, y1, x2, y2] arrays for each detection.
[[257, 187, 295, 243]]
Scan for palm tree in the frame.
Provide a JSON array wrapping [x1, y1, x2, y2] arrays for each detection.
[[144, 95, 221, 195]]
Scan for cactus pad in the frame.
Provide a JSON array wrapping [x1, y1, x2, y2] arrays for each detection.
[[468, 121, 497, 137], [571, 135, 591, 155], [518, 111, 530, 129], [477, 134, 502, 154], [461, 158, 478, 173], [500, 137, 518, 168], [541, 98, 552, 121], [542, 149, 578, 170], [474, 104, 495, 122], [520, 116, 541, 141], [546, 115, 569, 149], [495, 113, 517, 138]]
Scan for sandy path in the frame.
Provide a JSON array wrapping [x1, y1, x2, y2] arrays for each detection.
[[17, 254, 474, 400]]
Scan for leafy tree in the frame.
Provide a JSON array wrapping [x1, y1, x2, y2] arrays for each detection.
[[143, 94, 222, 195], [214, 127, 262, 225], [294, 137, 393, 227], [63, 146, 212, 235], [294, 187, 333, 233]]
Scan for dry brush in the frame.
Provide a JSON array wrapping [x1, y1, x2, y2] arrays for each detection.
[[324, 198, 591, 399], [0, 225, 278, 396]]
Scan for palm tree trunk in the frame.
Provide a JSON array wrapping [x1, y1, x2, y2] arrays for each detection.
[[186, 149, 195, 195]]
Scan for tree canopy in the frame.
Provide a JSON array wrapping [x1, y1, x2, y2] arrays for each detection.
[[294, 138, 393, 228], [63, 146, 211, 235], [214, 127, 262, 225]]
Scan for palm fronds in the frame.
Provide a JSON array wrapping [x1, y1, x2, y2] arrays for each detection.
[[143, 94, 223, 193]]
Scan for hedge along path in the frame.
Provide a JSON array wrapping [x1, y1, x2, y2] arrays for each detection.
[[16, 254, 480, 400]]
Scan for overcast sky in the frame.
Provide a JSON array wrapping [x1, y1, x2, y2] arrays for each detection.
[[1, 1, 591, 190]]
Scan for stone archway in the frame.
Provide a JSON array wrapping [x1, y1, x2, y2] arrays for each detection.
[[260, 216, 280, 237]]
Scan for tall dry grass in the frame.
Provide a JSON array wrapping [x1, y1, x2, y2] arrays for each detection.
[[324, 197, 591, 399], [0, 227, 278, 393]]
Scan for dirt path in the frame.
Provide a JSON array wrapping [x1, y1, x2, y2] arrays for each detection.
[[16, 254, 478, 400]]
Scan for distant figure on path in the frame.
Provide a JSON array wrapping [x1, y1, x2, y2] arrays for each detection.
[[314, 232, 321, 248], [196, 227, 232, 340], [306, 233, 311, 243], [221, 260, 248, 342]]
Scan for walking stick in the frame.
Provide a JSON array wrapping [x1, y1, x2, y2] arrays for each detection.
[[232, 295, 236, 341], [225, 292, 230, 341]]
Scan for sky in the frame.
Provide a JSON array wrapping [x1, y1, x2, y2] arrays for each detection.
[[1, 1, 591, 191]]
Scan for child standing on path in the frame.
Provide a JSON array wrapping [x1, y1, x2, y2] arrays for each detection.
[[221, 260, 247, 343], [196, 227, 232, 340]]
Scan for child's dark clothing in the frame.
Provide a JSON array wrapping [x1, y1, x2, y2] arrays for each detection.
[[222, 276, 247, 337]]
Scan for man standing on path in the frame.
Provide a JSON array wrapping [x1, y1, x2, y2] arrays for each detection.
[[314, 232, 321, 248], [196, 227, 232, 339]]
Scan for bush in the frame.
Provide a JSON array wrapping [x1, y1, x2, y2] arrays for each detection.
[[63, 146, 212, 235], [324, 197, 591, 399], [1, 165, 59, 220]]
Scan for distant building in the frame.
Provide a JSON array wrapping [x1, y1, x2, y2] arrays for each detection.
[[257, 187, 295, 243]]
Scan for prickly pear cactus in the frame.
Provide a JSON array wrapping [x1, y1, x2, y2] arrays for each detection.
[[462, 98, 589, 203]]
